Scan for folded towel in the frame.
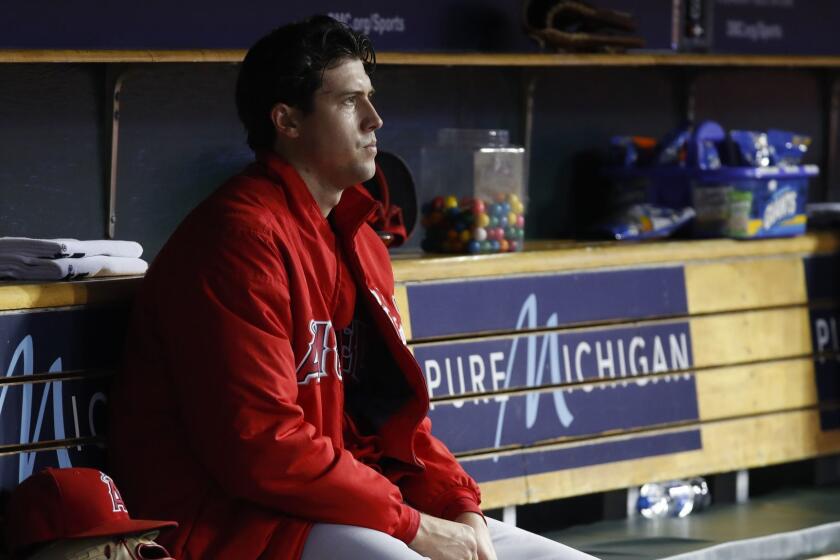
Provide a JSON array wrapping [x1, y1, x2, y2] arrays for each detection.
[[0, 237, 143, 259], [0, 255, 148, 281]]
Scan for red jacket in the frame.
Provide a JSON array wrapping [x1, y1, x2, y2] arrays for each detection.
[[108, 151, 481, 560]]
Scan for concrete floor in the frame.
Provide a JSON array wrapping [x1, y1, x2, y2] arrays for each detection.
[[542, 486, 840, 560]]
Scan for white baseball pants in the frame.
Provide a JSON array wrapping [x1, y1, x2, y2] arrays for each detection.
[[301, 517, 599, 559]]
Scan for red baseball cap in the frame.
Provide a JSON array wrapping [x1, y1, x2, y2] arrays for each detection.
[[5, 468, 177, 554]]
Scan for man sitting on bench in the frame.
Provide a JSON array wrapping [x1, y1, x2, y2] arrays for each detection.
[[108, 15, 596, 560]]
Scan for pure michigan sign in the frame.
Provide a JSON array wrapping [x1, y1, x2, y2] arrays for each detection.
[[408, 267, 701, 485], [0, 307, 126, 491]]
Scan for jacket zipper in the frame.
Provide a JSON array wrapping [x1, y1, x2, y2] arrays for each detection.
[[345, 241, 427, 469]]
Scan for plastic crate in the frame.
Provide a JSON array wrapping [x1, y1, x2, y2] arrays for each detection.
[[607, 122, 818, 239], [610, 164, 816, 238]]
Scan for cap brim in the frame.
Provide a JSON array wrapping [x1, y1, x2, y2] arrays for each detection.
[[70, 518, 178, 540]]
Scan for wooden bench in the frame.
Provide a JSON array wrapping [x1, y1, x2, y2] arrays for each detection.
[[391, 233, 840, 514], [0, 277, 140, 498], [1, 234, 839, 554]]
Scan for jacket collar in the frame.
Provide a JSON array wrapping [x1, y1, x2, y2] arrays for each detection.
[[333, 184, 378, 239], [256, 149, 377, 239]]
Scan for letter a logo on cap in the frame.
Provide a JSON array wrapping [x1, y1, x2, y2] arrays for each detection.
[[99, 472, 128, 513]]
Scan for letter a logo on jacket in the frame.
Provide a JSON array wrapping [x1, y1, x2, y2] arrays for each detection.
[[296, 320, 340, 385]]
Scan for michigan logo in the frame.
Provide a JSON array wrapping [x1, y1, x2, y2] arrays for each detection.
[[296, 320, 340, 385]]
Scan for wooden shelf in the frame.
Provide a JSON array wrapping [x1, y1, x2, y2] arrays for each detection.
[[391, 232, 840, 283], [4, 50, 840, 68], [3, 234, 838, 310], [0, 276, 142, 311], [0, 49, 246, 63], [380, 52, 840, 68]]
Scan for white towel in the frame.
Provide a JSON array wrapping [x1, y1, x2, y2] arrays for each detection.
[[0, 255, 148, 281], [0, 237, 143, 259]]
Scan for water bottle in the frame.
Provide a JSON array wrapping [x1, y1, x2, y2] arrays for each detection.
[[637, 477, 710, 519]]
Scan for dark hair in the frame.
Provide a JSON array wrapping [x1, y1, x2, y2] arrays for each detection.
[[235, 15, 376, 151]]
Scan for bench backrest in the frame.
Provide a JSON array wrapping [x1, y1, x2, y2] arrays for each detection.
[[394, 235, 840, 509], [0, 279, 140, 514]]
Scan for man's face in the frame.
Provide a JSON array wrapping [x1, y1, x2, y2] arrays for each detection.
[[296, 58, 383, 188]]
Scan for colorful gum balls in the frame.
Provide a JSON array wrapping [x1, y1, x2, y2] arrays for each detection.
[[421, 194, 525, 254]]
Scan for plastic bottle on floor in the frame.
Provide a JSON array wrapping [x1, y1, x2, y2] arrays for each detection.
[[637, 477, 711, 519]]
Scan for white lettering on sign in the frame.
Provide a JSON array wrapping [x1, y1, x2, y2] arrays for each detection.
[[0, 335, 106, 482], [726, 19, 784, 41], [718, 0, 794, 7], [763, 190, 797, 230], [327, 12, 406, 36], [468, 355, 487, 398], [814, 315, 840, 363], [420, 294, 693, 452]]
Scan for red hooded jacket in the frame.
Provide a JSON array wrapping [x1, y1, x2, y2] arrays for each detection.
[[108, 151, 481, 559]]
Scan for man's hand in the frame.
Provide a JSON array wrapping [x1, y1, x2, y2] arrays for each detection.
[[455, 512, 497, 560], [409, 512, 478, 560]]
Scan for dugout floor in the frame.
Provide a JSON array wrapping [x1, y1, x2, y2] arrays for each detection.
[[543, 485, 840, 560]]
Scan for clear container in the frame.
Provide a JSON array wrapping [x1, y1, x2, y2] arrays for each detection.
[[637, 477, 711, 519], [420, 129, 527, 254]]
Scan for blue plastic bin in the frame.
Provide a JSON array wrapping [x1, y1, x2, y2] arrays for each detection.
[[607, 121, 819, 239], [609, 164, 817, 238]]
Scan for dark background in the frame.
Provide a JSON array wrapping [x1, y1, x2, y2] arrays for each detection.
[[0, 0, 833, 258]]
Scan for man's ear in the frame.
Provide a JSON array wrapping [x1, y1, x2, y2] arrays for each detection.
[[271, 102, 301, 139]]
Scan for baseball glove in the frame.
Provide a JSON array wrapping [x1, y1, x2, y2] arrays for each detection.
[[523, 0, 645, 52]]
